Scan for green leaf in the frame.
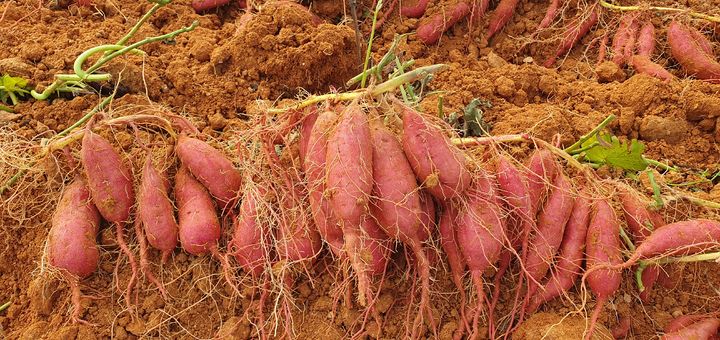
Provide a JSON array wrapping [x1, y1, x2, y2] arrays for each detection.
[[0, 74, 31, 105], [582, 132, 648, 171]]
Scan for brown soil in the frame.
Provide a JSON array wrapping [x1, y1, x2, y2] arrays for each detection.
[[1, 0, 719, 339]]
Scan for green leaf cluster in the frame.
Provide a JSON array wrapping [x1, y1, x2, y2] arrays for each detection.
[[581, 132, 648, 171], [0, 74, 31, 106]]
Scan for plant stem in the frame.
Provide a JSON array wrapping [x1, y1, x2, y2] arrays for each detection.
[[647, 169, 664, 209], [114, 0, 172, 48], [644, 157, 676, 172], [0, 104, 13, 113], [74, 45, 143, 80], [641, 251, 720, 266], [346, 34, 407, 87], [266, 64, 448, 114], [0, 301, 9, 312], [360, 0, 383, 88], [568, 141, 599, 155], [564, 114, 616, 153], [451, 133, 530, 146], [635, 263, 647, 292], [437, 95, 444, 119], [619, 226, 636, 252], [599, 0, 720, 23]]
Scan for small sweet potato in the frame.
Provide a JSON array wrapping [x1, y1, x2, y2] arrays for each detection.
[[416, 2, 471, 45], [667, 21, 720, 83], [175, 166, 222, 256]]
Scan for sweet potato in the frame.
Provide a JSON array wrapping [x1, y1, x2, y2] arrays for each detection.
[[625, 219, 720, 262], [175, 166, 222, 255], [662, 318, 720, 340], [47, 178, 100, 324], [369, 120, 435, 335], [537, 0, 561, 31], [416, 2, 471, 45], [667, 21, 720, 83], [276, 195, 322, 263], [417, 190, 436, 242], [360, 217, 391, 276], [630, 55, 675, 82], [176, 134, 242, 207], [305, 110, 343, 255], [325, 104, 374, 306], [611, 14, 635, 66], [496, 155, 533, 249], [191, 0, 230, 12], [623, 19, 640, 62], [438, 203, 469, 338], [665, 315, 718, 333], [455, 173, 505, 339], [525, 173, 575, 295], [401, 0, 430, 18], [544, 8, 599, 67], [637, 22, 656, 57], [524, 149, 559, 215], [231, 188, 269, 277], [138, 157, 178, 263], [398, 99, 471, 200], [81, 129, 137, 307], [299, 109, 319, 167], [487, 0, 520, 39], [585, 199, 623, 340], [527, 194, 590, 312]]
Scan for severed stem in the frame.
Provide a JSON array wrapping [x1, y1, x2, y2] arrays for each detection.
[[599, 0, 720, 23]]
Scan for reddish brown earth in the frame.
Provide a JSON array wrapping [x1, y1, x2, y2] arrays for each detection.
[[0, 0, 719, 339]]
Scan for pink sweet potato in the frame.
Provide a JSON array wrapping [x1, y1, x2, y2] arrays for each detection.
[[585, 199, 623, 340], [305, 110, 343, 255], [630, 55, 675, 82], [611, 14, 636, 66], [487, 0, 520, 39], [527, 194, 590, 312], [81, 129, 136, 306], [299, 108, 319, 167], [455, 173, 505, 339], [668, 21, 720, 83], [175, 166, 222, 255], [398, 99, 471, 200], [665, 315, 718, 333], [438, 202, 469, 338], [416, 2, 471, 45], [191, 0, 230, 12], [637, 22, 656, 57], [544, 8, 599, 67], [662, 318, 720, 340], [623, 18, 640, 62], [360, 217, 391, 276], [524, 149, 559, 215], [537, 0, 561, 31], [48, 178, 101, 324], [401, 0, 430, 18], [496, 155, 533, 249], [325, 104, 374, 306], [369, 120, 435, 335], [276, 194, 322, 263], [176, 134, 242, 207], [138, 157, 178, 263], [81, 130, 134, 223], [417, 190, 436, 242], [231, 188, 269, 277], [626, 219, 720, 261], [525, 173, 575, 295]]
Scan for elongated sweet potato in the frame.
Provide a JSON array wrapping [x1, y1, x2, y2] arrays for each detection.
[[438, 202, 469, 338], [487, 0, 520, 39], [637, 22, 656, 57], [398, 99, 471, 200], [231, 188, 269, 277], [175, 166, 222, 255], [668, 21, 720, 83], [416, 2, 471, 45], [326, 104, 374, 306], [176, 134, 242, 207], [630, 55, 675, 82], [585, 199, 623, 340], [48, 178, 101, 324], [401, 0, 430, 18], [524, 149, 558, 215], [544, 8, 599, 67], [662, 318, 720, 340], [138, 157, 178, 263]]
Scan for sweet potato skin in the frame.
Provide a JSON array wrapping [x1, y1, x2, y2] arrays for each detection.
[[631, 55, 675, 82], [176, 134, 242, 206], [661, 318, 720, 340], [305, 111, 343, 254], [138, 158, 178, 255], [667, 21, 720, 83], [231, 189, 268, 277], [175, 166, 222, 255], [48, 178, 101, 279], [632, 219, 720, 259], [399, 101, 471, 200], [416, 3, 471, 45], [369, 121, 422, 242], [81, 130, 135, 223], [586, 199, 623, 299]]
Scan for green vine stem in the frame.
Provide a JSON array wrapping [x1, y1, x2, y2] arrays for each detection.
[[31, 21, 198, 100], [564, 114, 616, 153], [0, 301, 10, 313], [266, 64, 448, 114], [360, 0, 383, 88], [599, 0, 720, 23]]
